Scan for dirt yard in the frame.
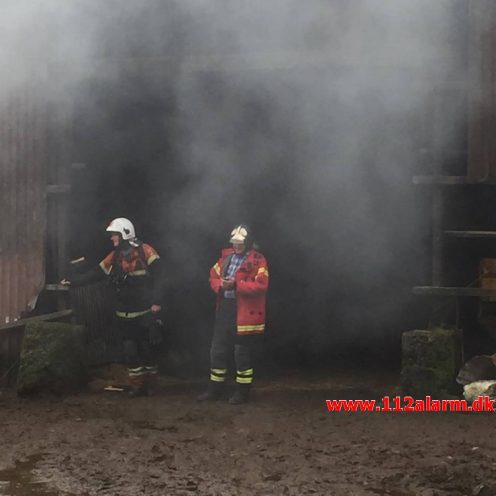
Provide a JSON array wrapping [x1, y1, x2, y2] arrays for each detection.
[[1, 368, 496, 496]]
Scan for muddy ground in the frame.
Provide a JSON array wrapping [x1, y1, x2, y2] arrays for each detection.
[[1, 368, 496, 496]]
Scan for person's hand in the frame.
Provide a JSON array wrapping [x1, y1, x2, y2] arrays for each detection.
[[221, 278, 235, 290], [60, 279, 71, 286], [150, 304, 161, 314]]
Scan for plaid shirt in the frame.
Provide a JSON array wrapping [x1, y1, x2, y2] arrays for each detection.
[[223, 253, 247, 299]]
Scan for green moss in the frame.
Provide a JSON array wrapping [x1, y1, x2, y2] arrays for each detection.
[[17, 322, 89, 395], [401, 328, 462, 398]]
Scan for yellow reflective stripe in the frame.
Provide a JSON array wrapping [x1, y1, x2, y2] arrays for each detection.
[[211, 368, 227, 375], [116, 309, 151, 319], [129, 371, 146, 377], [99, 261, 111, 275], [128, 367, 146, 377], [210, 374, 226, 382], [127, 269, 147, 276], [147, 254, 160, 265], [257, 267, 269, 277], [236, 376, 253, 384], [210, 368, 226, 382], [237, 324, 265, 333], [237, 369, 253, 377], [213, 263, 221, 275]]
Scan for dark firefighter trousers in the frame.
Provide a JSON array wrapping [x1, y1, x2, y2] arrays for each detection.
[[209, 298, 255, 386], [116, 313, 160, 388]]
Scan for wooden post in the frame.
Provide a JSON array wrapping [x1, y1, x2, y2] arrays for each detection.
[[431, 89, 445, 287], [468, 0, 496, 179]]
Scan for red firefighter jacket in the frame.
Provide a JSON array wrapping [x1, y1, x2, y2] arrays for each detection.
[[209, 248, 269, 335]]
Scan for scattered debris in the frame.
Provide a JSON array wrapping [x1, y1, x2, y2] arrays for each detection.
[[473, 483, 496, 496], [104, 386, 125, 392], [457, 355, 496, 386], [463, 381, 496, 402]]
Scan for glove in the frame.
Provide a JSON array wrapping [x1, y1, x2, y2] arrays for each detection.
[[149, 319, 165, 345]]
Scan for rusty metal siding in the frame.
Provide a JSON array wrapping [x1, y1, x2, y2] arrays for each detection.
[[0, 86, 47, 325], [468, 0, 496, 178]]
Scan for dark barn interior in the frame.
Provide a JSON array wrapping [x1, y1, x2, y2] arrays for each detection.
[[5, 2, 496, 495], [46, 0, 474, 371], [65, 69, 432, 369]]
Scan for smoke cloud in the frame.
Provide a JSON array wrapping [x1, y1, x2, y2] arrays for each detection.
[[1, 0, 468, 358]]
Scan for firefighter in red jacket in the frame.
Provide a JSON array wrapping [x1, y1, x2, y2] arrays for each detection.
[[198, 224, 269, 404], [62, 218, 165, 397]]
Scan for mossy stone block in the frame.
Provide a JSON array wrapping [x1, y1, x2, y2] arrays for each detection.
[[17, 321, 89, 395], [401, 328, 462, 398]]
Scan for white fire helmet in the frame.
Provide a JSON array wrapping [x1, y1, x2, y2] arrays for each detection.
[[106, 218, 136, 240], [229, 225, 249, 244]]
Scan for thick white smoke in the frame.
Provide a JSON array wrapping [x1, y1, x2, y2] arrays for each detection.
[[1, 0, 467, 351]]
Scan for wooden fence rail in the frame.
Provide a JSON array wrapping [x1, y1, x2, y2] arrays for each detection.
[[0, 310, 73, 386]]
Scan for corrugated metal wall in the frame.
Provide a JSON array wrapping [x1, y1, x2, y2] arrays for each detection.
[[468, 0, 496, 178], [0, 85, 47, 324]]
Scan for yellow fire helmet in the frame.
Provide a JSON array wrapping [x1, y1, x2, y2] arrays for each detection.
[[229, 224, 250, 244]]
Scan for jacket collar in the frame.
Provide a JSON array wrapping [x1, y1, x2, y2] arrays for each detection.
[[221, 247, 252, 258]]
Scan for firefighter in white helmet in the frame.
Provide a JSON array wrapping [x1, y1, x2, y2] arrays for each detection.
[[62, 217, 166, 397], [198, 224, 269, 404], [106, 217, 136, 242]]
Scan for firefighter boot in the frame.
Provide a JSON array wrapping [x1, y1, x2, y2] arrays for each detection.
[[228, 384, 251, 405], [144, 365, 159, 397], [197, 380, 225, 402], [128, 367, 147, 397]]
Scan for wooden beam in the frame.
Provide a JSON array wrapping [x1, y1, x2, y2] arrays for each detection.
[[49, 51, 468, 78], [413, 176, 496, 185], [413, 286, 496, 297], [444, 230, 496, 238], [45, 284, 70, 291], [46, 184, 71, 194], [0, 310, 73, 332]]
